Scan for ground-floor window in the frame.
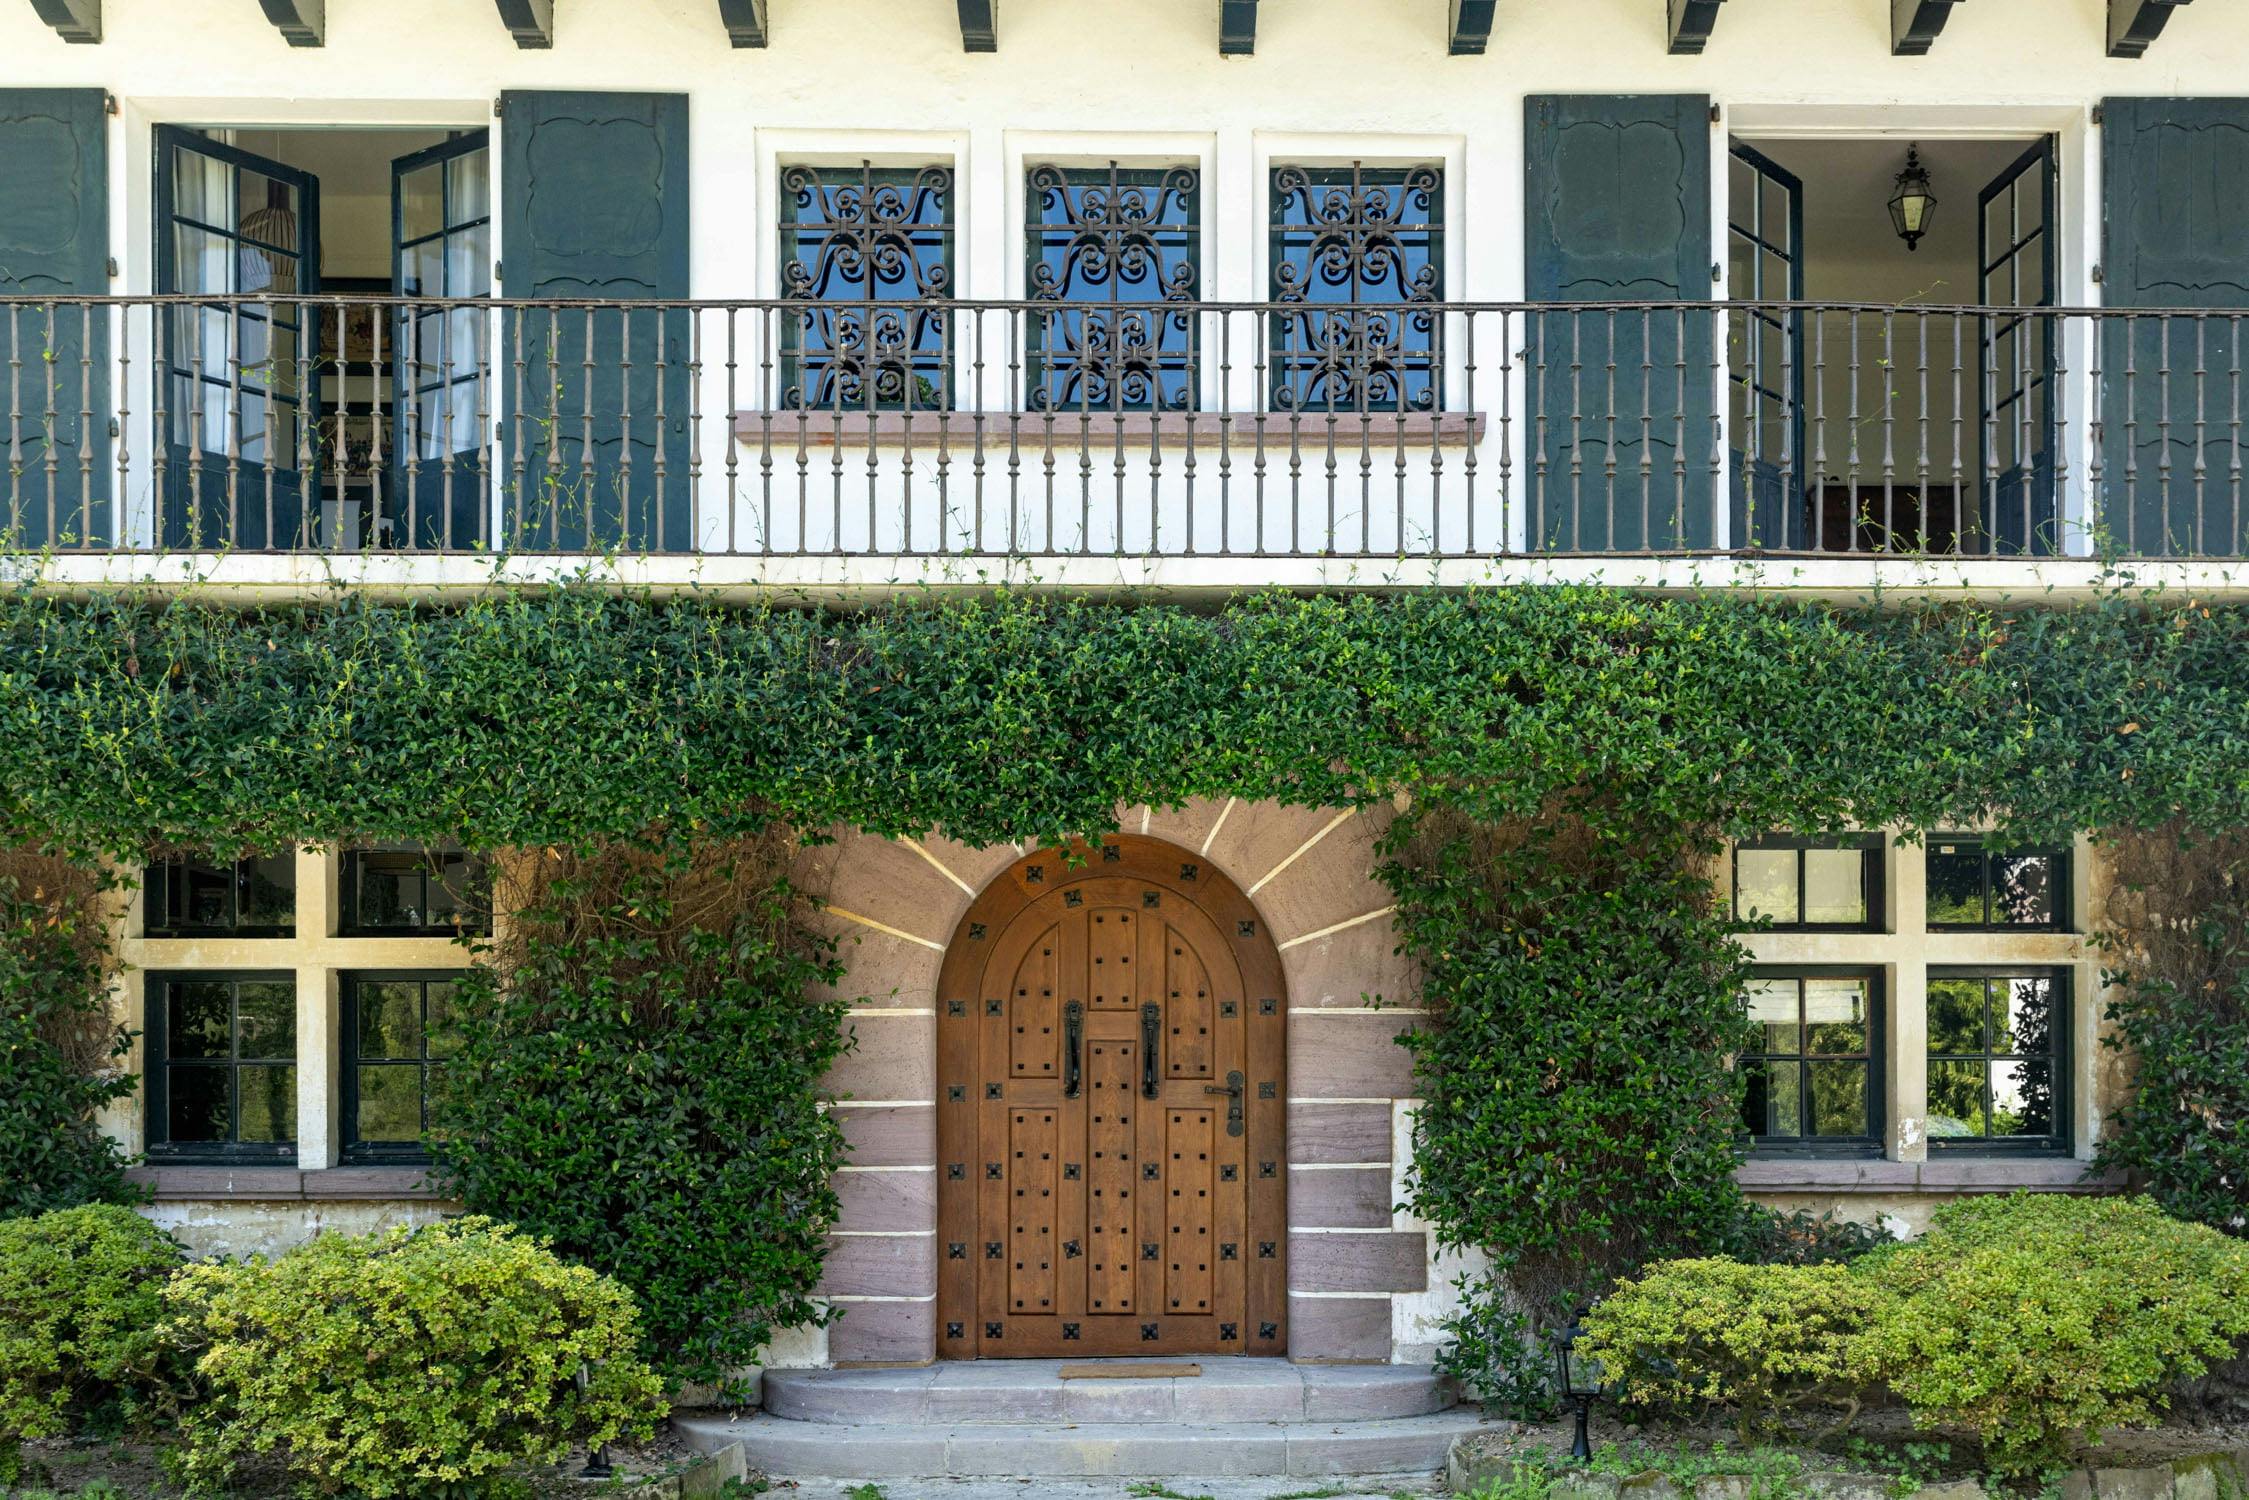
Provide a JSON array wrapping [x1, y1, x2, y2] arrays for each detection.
[[1926, 968, 2068, 1152], [144, 971, 298, 1160], [340, 971, 463, 1160], [1741, 970, 1882, 1152]]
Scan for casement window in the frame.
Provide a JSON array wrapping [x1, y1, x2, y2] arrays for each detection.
[[340, 972, 461, 1160], [340, 843, 491, 937], [1926, 836, 2068, 931], [1025, 163, 1201, 413], [145, 853, 296, 937], [779, 162, 955, 411], [1741, 970, 1883, 1153], [1732, 835, 1883, 932], [145, 973, 297, 1160], [1268, 164, 1443, 412], [1927, 968, 2069, 1153]]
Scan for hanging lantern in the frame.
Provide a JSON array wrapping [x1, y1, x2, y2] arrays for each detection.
[[1889, 145, 1937, 253]]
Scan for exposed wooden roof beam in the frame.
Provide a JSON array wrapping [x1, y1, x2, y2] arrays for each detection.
[[1892, 0, 1963, 53], [256, 0, 323, 45], [957, 0, 996, 50], [1219, 0, 1256, 54], [2108, 0, 2193, 57], [493, 0, 553, 48], [1448, 0, 1496, 54], [1667, 0, 1724, 53], [26, 0, 102, 43], [718, 0, 767, 45]]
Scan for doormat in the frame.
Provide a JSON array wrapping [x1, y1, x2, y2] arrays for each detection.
[[1055, 1362, 1202, 1380]]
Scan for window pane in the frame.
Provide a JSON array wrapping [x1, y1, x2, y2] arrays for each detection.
[[1803, 979, 1868, 1055], [779, 164, 954, 411], [357, 980, 424, 1060], [1762, 1061, 1803, 1137], [1026, 165, 1199, 413], [166, 1064, 230, 1142], [235, 1064, 296, 1143], [167, 980, 233, 1059], [235, 981, 296, 1060], [1993, 852, 2058, 926], [425, 980, 463, 1059], [1992, 975, 2056, 1057], [240, 854, 295, 929], [1746, 978, 1800, 1053], [448, 148, 490, 227], [1269, 165, 1442, 412], [400, 159, 443, 243], [1735, 849, 1799, 924], [1802, 848, 1867, 925], [1927, 978, 1986, 1054], [1807, 1060, 1871, 1137], [425, 852, 488, 930], [353, 849, 425, 928], [1927, 843, 1987, 925], [1991, 1057, 2055, 1139], [1928, 1059, 1989, 1138], [355, 1064, 424, 1143]]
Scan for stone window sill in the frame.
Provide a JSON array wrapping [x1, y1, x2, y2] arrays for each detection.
[[126, 1165, 447, 1202], [1736, 1157, 2119, 1195], [730, 410, 1488, 447]]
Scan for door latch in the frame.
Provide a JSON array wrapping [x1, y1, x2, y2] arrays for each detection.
[[1140, 1003, 1161, 1098], [1063, 1001, 1083, 1099], [1205, 1069, 1245, 1137]]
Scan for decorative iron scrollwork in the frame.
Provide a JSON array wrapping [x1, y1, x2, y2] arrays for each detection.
[[1268, 164, 1443, 413], [779, 162, 954, 411], [1026, 163, 1199, 413]]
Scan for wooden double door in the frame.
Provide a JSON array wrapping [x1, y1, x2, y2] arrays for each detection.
[[936, 837, 1287, 1359]]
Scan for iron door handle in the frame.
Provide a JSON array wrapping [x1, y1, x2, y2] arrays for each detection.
[[1141, 1002, 1160, 1098], [1204, 1070, 1245, 1137], [1063, 1001, 1083, 1099]]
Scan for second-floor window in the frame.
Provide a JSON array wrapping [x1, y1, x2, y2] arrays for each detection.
[[341, 843, 491, 937], [780, 162, 954, 411], [1269, 163, 1444, 413], [146, 852, 296, 937], [1026, 163, 1200, 413]]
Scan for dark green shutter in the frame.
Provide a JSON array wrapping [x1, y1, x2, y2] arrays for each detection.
[[501, 90, 690, 552], [2101, 97, 2249, 556], [1524, 94, 1714, 551], [0, 88, 109, 546]]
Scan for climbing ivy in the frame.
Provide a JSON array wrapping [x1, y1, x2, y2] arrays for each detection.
[[4, 580, 2248, 1376]]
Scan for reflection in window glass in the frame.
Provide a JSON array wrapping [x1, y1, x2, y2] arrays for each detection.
[[1926, 838, 2066, 929], [1741, 973, 1877, 1147], [1802, 849, 1867, 925], [343, 844, 490, 935], [1926, 971, 2063, 1148], [1735, 849, 1799, 924], [1731, 840, 1876, 929], [147, 853, 295, 935]]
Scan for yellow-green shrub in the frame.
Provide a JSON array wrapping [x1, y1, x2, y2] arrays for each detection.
[[1853, 1193, 2249, 1477], [0, 1204, 183, 1445], [1577, 1257, 1883, 1438], [165, 1216, 666, 1497]]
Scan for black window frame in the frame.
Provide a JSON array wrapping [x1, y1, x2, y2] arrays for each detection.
[[1739, 966, 1886, 1158], [1923, 834, 2071, 932], [1925, 965, 2072, 1157], [339, 970, 463, 1164], [777, 160, 956, 413], [1731, 833, 1886, 933], [143, 852, 297, 938], [144, 970, 299, 1163], [338, 843, 492, 938]]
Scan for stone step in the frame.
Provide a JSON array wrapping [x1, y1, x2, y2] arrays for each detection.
[[672, 1408, 1504, 1479], [761, 1358, 1456, 1426]]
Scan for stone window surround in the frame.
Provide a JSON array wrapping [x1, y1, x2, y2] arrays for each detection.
[[1735, 829, 2110, 1191], [103, 846, 476, 1180]]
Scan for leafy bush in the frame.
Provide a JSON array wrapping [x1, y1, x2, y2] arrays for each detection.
[[1579, 1257, 1885, 1439], [1725, 1204, 1895, 1267], [1853, 1193, 2249, 1475], [1434, 1270, 1566, 1420], [0, 859, 138, 1216], [0, 1204, 183, 1445], [165, 1216, 665, 1497], [429, 837, 851, 1395]]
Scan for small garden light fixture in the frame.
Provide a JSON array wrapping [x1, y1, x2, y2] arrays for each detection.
[[576, 1362, 615, 1478], [1554, 1307, 1603, 1462], [1890, 144, 1938, 253]]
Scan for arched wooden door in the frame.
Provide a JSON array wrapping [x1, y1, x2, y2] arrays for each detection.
[[935, 836, 1287, 1359]]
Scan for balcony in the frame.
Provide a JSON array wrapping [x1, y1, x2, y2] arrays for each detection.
[[1, 295, 2241, 590]]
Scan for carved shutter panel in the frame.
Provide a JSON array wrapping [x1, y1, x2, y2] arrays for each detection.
[[0, 89, 109, 545], [500, 90, 691, 552], [2101, 98, 2249, 556], [1524, 94, 1715, 551]]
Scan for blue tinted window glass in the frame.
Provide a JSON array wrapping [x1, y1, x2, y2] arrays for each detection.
[[1026, 165, 1200, 413], [1268, 165, 1443, 412], [779, 164, 954, 411]]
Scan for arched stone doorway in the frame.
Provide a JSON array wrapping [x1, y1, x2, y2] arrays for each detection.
[[933, 836, 1288, 1358]]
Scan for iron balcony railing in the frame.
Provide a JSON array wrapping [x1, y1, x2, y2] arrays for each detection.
[[2, 295, 2243, 561]]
